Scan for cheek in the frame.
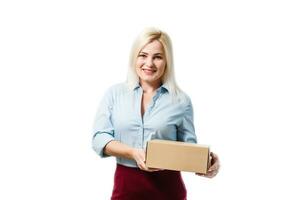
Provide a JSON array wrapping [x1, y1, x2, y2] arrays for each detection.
[[135, 67, 142, 76], [157, 60, 166, 67], [158, 67, 166, 76], [135, 65, 143, 76], [135, 61, 143, 73], [157, 62, 166, 73], [135, 58, 144, 67]]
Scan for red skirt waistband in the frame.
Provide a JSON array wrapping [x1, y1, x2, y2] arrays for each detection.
[[111, 164, 187, 200]]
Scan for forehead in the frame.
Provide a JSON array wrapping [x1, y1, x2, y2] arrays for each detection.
[[140, 40, 164, 54]]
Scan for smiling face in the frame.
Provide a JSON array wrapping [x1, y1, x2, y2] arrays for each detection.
[[135, 40, 166, 86]]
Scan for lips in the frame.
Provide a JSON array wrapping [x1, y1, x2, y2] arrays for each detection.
[[142, 68, 156, 75]]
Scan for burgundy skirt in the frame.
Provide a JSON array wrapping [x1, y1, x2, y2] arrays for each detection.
[[111, 164, 187, 200]]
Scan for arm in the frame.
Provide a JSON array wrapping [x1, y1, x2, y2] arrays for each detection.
[[92, 86, 161, 172], [103, 140, 134, 160], [104, 140, 161, 172], [177, 97, 197, 143], [178, 97, 220, 178], [92, 88, 115, 158]]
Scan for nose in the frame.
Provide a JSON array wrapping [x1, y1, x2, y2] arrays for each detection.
[[145, 57, 154, 67]]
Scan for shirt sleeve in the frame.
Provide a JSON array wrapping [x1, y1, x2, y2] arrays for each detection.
[[92, 88, 115, 158], [177, 98, 198, 143]]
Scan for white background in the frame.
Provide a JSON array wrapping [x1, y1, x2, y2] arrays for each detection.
[[1, 0, 299, 199]]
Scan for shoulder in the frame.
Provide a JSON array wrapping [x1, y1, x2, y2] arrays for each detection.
[[101, 82, 134, 103], [175, 90, 193, 108]]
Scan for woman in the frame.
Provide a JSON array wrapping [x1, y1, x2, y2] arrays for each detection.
[[92, 27, 220, 200]]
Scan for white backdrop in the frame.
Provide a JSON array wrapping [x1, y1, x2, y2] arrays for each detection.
[[1, 0, 299, 199]]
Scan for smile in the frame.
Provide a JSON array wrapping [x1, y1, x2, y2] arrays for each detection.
[[142, 68, 156, 75]]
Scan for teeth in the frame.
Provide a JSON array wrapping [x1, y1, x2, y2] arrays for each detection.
[[143, 69, 155, 72]]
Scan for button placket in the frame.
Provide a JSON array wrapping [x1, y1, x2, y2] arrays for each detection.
[[136, 87, 145, 149]]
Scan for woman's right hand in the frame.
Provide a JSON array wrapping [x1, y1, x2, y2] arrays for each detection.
[[130, 148, 163, 172]]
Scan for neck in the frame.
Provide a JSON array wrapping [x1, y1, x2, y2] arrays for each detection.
[[140, 80, 162, 94]]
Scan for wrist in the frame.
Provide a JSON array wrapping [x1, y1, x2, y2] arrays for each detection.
[[127, 147, 135, 160]]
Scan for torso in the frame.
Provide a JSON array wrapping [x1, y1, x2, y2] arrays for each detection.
[[141, 92, 155, 117], [108, 83, 195, 155]]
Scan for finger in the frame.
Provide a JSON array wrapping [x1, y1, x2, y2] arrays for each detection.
[[210, 151, 218, 158], [139, 162, 148, 171], [140, 153, 146, 162], [136, 156, 147, 170], [196, 173, 206, 177], [143, 167, 159, 172], [205, 173, 216, 178], [207, 169, 217, 175], [209, 157, 220, 171], [148, 167, 163, 171], [139, 161, 158, 172], [208, 162, 220, 172], [147, 169, 160, 172], [210, 152, 219, 163], [204, 172, 215, 178], [206, 169, 218, 178], [137, 162, 145, 171], [196, 168, 218, 178]]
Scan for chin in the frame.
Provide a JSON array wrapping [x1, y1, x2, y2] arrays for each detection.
[[140, 76, 158, 82], [141, 78, 155, 82]]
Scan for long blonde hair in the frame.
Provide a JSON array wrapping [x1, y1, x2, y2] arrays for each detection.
[[126, 27, 183, 100]]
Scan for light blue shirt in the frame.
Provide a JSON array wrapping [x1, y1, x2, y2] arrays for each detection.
[[92, 82, 197, 168]]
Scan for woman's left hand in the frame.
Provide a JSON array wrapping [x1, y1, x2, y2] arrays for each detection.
[[196, 152, 220, 178]]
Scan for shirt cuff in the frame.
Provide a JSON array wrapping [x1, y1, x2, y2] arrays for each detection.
[[92, 132, 115, 158]]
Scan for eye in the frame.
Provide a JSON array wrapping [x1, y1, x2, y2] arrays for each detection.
[[138, 54, 146, 58], [154, 56, 162, 60]]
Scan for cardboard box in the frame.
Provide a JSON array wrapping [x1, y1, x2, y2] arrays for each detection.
[[145, 139, 210, 173]]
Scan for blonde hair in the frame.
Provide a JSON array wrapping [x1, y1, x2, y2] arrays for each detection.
[[126, 27, 183, 100]]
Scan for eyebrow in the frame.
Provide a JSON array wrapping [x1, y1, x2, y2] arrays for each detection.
[[139, 51, 164, 55]]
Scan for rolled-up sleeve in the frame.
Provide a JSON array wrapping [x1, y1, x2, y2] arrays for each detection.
[[177, 98, 198, 144], [92, 88, 115, 158]]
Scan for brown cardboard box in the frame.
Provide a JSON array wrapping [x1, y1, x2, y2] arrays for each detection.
[[145, 139, 210, 173]]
